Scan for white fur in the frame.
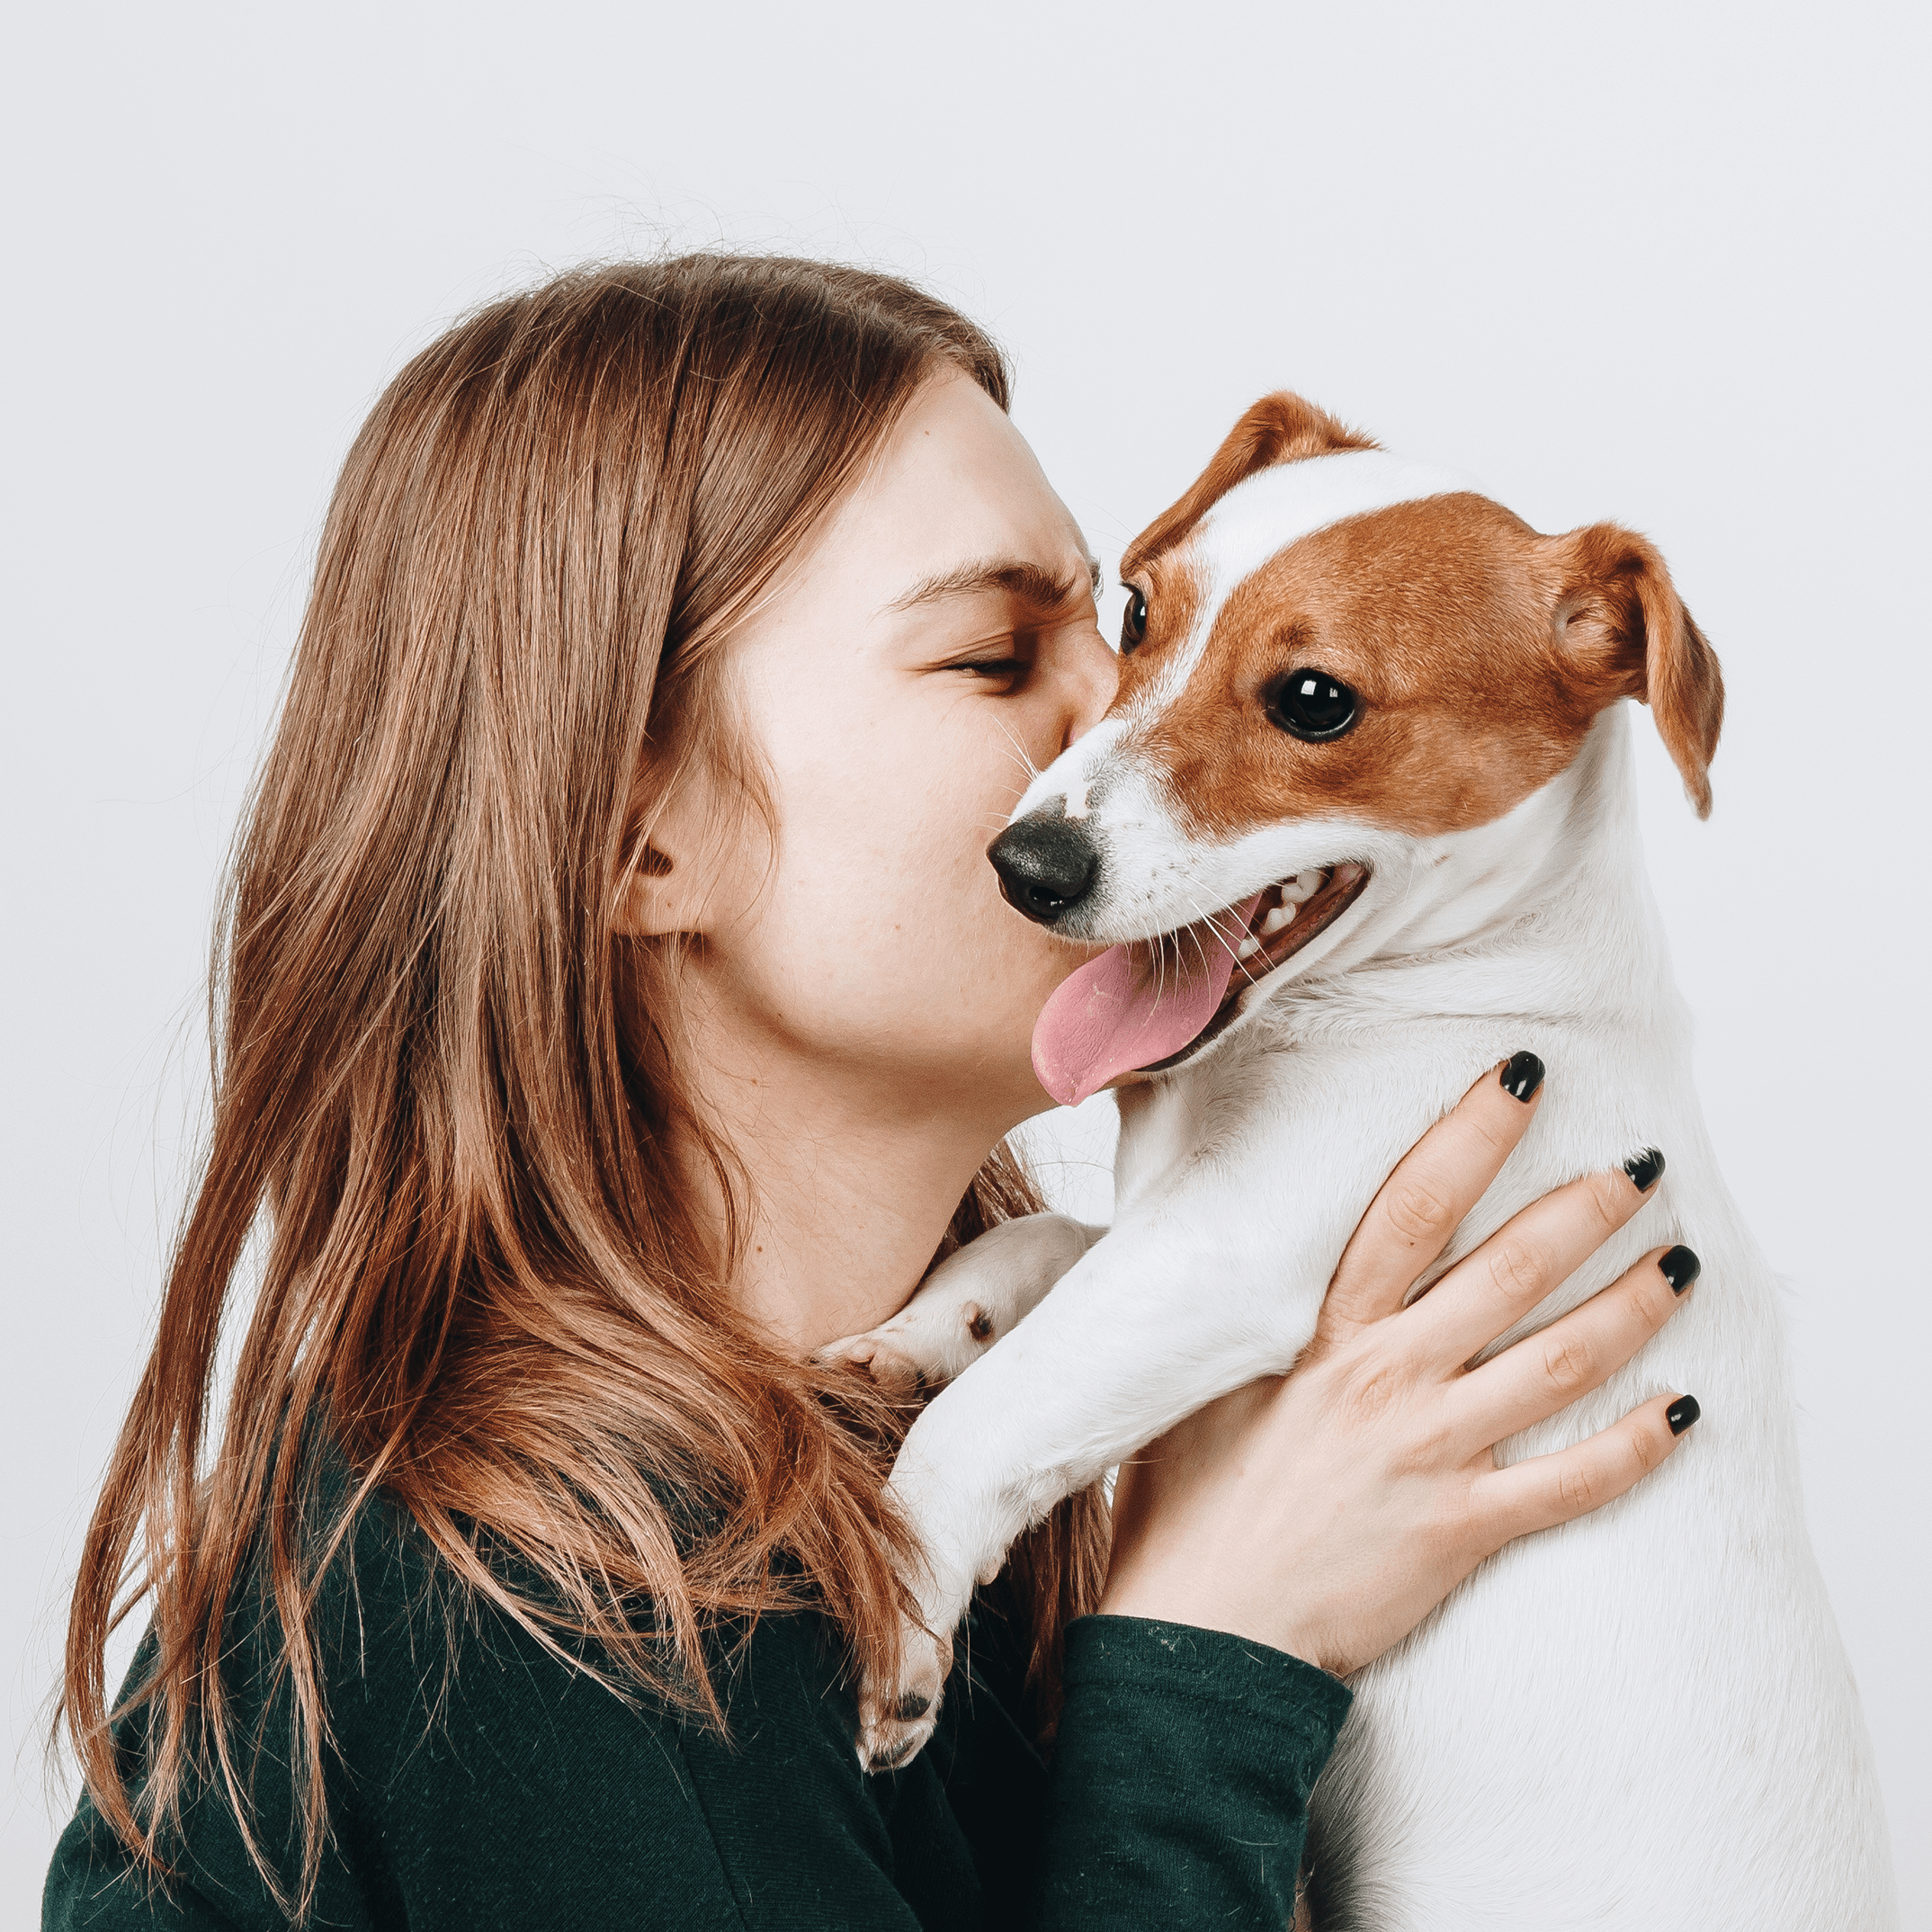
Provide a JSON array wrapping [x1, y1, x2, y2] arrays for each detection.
[[863, 632, 1896, 1919]]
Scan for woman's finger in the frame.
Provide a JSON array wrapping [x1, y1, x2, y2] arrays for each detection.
[[1476, 1391, 1696, 1542], [1445, 1246, 1696, 1453], [1401, 1152, 1665, 1369], [1322, 1054, 1547, 1332]]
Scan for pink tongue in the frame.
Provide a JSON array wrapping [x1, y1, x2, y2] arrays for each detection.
[[1032, 896, 1263, 1105]]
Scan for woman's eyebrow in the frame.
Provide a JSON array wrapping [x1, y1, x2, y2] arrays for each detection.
[[885, 553, 1102, 615]]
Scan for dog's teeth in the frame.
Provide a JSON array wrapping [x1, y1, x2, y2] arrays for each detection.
[[1260, 904, 1296, 935], [1237, 935, 1262, 960], [1280, 869, 1324, 904]]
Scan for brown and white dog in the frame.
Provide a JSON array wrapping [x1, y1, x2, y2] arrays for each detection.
[[828, 395, 1896, 1928]]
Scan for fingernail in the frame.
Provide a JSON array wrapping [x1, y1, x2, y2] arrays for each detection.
[[1623, 1147, 1666, 1192], [1659, 1245, 1701, 1293], [1499, 1051, 1545, 1102], [1668, 1394, 1701, 1436]]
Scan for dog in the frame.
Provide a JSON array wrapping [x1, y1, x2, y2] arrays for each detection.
[[824, 394, 1896, 1928]]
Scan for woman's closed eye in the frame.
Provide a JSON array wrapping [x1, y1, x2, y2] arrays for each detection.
[[957, 656, 1029, 683], [944, 635, 1036, 688]]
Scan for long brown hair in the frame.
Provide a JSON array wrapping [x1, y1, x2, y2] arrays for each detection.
[[61, 255, 1108, 1915]]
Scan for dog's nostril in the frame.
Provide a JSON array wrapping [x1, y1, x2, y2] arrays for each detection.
[[987, 816, 1100, 924]]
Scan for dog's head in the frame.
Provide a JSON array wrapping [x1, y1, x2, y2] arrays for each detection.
[[996, 391, 1723, 1105]]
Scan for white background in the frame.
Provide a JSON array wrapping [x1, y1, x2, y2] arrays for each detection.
[[4, 0, 1927, 1918]]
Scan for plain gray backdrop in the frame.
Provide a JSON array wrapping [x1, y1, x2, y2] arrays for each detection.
[[5, 0, 1928, 1917]]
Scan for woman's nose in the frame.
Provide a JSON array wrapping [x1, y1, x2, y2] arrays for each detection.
[[1061, 628, 1120, 753]]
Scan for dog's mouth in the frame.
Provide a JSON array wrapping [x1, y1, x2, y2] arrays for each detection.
[[1161, 860, 1372, 1060], [1030, 862, 1371, 1106]]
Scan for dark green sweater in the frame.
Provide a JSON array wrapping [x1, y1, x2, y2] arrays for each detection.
[[46, 1495, 1350, 1929]]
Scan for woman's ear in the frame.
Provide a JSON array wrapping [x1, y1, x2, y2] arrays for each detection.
[[612, 768, 725, 938], [613, 840, 687, 938], [1552, 523, 1725, 818]]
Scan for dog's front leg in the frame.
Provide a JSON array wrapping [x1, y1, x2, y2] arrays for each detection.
[[854, 1203, 1347, 1768], [818, 1212, 1104, 1392]]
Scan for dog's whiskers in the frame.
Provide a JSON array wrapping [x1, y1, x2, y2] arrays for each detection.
[[1183, 921, 1211, 979], [1149, 929, 1175, 1013], [996, 722, 1042, 788], [1182, 891, 1260, 986]]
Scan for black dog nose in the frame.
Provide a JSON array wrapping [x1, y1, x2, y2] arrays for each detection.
[[987, 814, 1100, 924]]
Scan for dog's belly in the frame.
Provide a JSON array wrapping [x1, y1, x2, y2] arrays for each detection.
[[1130, 1014, 1894, 1929], [1300, 1248, 1892, 1932]]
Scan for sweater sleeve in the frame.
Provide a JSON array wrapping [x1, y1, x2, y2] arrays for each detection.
[[1029, 1614, 1353, 1929]]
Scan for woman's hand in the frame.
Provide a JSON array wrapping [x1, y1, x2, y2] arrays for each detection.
[[1100, 1056, 1699, 1677]]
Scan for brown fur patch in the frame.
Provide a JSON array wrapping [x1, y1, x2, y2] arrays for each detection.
[[1552, 523, 1723, 816], [1114, 487, 1722, 843], [1123, 550, 1209, 671]]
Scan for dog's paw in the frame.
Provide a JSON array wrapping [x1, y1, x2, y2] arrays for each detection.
[[818, 1298, 998, 1393], [856, 1618, 953, 1772], [815, 1328, 932, 1394]]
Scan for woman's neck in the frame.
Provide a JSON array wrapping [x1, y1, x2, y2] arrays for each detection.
[[676, 1017, 1022, 1358]]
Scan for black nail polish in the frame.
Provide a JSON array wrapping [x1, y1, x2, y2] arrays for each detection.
[[1668, 1394, 1701, 1436], [1659, 1245, 1701, 1293], [1623, 1147, 1666, 1192], [1499, 1051, 1545, 1103]]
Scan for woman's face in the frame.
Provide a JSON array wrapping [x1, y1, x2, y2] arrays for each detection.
[[648, 371, 1119, 1135]]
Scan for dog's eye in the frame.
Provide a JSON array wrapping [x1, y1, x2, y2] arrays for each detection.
[[1119, 587, 1149, 656], [1266, 668, 1359, 742]]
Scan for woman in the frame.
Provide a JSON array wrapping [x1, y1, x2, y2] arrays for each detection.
[[49, 255, 1696, 1929]]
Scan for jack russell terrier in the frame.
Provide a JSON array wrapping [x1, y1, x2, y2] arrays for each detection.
[[826, 394, 1895, 1928]]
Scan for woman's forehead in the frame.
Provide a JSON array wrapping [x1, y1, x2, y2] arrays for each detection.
[[766, 372, 1095, 624]]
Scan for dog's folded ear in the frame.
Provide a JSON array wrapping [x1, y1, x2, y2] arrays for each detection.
[[1123, 393, 1376, 577], [1552, 523, 1724, 818]]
